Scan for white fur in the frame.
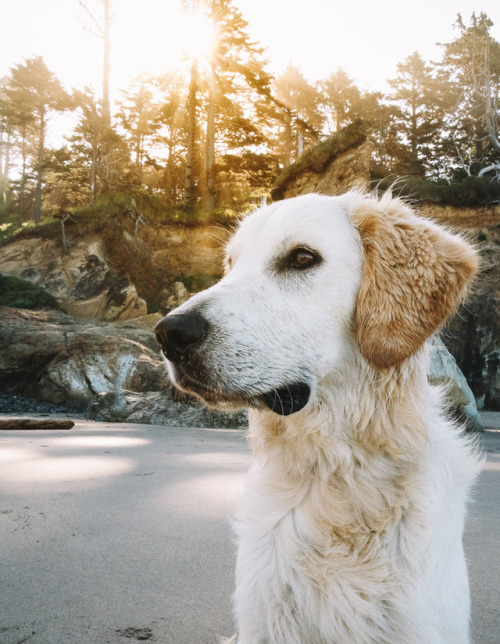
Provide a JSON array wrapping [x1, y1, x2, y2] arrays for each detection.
[[165, 193, 479, 644]]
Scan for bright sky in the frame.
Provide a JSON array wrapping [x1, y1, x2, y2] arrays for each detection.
[[1, 0, 499, 97]]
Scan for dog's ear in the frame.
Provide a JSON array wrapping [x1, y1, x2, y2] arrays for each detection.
[[353, 196, 479, 370]]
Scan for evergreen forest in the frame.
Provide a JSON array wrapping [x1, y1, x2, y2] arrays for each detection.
[[0, 3, 499, 233]]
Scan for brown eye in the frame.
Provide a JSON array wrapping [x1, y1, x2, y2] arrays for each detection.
[[289, 248, 318, 270]]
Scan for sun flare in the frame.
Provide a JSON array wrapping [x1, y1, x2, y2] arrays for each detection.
[[178, 9, 217, 65], [111, 3, 218, 86]]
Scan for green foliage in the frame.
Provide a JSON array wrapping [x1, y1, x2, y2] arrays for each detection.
[[0, 221, 18, 243], [0, 217, 62, 247], [0, 274, 60, 310], [1, 56, 73, 224], [387, 52, 445, 177]]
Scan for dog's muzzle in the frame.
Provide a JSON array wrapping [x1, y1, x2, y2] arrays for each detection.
[[155, 312, 311, 416]]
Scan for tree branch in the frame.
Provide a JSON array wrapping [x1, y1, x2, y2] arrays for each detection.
[[78, 0, 104, 38]]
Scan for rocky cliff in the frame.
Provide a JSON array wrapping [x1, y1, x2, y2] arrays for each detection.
[[271, 121, 372, 200], [0, 214, 225, 320], [441, 222, 500, 410]]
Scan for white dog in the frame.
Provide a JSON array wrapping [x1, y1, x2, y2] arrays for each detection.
[[155, 191, 480, 644]]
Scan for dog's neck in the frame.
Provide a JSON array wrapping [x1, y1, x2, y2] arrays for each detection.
[[248, 345, 431, 481], [246, 348, 432, 541]]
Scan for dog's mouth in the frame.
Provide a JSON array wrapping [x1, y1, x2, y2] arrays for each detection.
[[260, 382, 311, 416], [170, 365, 311, 416]]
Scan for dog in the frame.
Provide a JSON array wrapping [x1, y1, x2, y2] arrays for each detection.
[[155, 191, 480, 644]]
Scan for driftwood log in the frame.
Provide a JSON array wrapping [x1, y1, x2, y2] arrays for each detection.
[[0, 418, 74, 430]]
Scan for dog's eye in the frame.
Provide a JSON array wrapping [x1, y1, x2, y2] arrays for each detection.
[[288, 248, 318, 270]]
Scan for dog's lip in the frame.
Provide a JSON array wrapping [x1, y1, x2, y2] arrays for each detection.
[[260, 382, 311, 416], [171, 368, 250, 406], [170, 364, 311, 415]]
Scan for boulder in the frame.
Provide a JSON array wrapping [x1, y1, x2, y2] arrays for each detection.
[[429, 336, 482, 432], [441, 225, 500, 411], [0, 308, 166, 410], [162, 281, 192, 312], [0, 307, 247, 428]]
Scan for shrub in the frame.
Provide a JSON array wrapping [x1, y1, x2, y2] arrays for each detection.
[[0, 274, 60, 310]]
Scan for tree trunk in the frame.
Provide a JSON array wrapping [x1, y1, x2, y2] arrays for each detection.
[[135, 131, 143, 185], [90, 141, 98, 204], [411, 83, 418, 168], [184, 59, 198, 209], [297, 128, 304, 156], [0, 131, 4, 198], [284, 112, 293, 166], [205, 59, 216, 213], [33, 109, 45, 223], [18, 126, 28, 225], [0, 131, 8, 213], [166, 137, 175, 203]]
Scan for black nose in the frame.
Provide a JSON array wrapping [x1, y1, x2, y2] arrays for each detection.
[[155, 313, 207, 363]]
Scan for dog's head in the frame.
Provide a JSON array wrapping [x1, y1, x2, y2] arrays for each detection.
[[155, 192, 478, 416]]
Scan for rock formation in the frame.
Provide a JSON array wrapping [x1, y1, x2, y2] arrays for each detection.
[[0, 237, 147, 321], [429, 336, 482, 431], [442, 224, 500, 410], [0, 307, 480, 430], [0, 307, 164, 409], [0, 307, 246, 428], [88, 391, 248, 429]]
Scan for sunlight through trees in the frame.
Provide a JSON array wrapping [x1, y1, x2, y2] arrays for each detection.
[[0, 6, 498, 225]]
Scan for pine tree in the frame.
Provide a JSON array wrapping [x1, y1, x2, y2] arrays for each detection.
[[69, 87, 106, 203], [2, 57, 71, 222], [320, 69, 362, 133], [0, 79, 17, 218], [179, 0, 276, 210], [153, 73, 188, 205], [388, 52, 445, 177], [272, 64, 322, 166], [118, 78, 162, 186]]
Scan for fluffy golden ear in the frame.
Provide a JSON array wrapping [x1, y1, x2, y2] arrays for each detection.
[[353, 195, 479, 370]]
